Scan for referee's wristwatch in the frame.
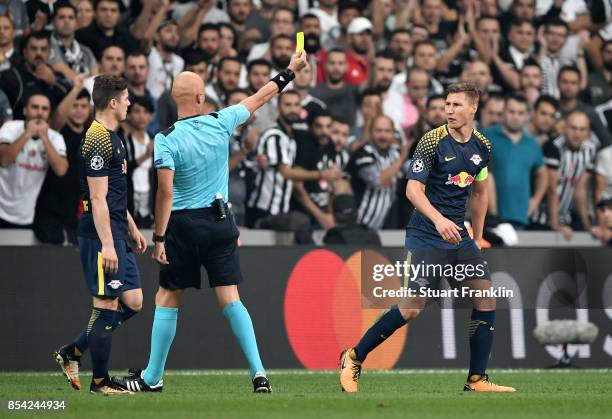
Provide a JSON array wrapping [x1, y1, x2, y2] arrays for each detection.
[[152, 233, 165, 243]]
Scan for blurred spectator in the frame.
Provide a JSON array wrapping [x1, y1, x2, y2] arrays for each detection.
[[0, 90, 12, 125], [310, 0, 340, 49], [411, 40, 444, 95], [323, 193, 381, 245], [173, 0, 230, 31], [83, 44, 124, 96], [328, 0, 363, 50], [157, 50, 209, 131], [246, 90, 340, 238], [75, 0, 94, 29], [371, 51, 403, 129], [418, 0, 454, 51], [292, 61, 326, 122], [311, 48, 360, 127], [246, 58, 276, 131], [193, 23, 221, 64], [0, 15, 15, 72], [595, 197, 612, 246], [218, 22, 238, 59], [299, 13, 327, 85], [387, 28, 412, 74], [460, 59, 501, 99], [532, 111, 597, 239], [484, 94, 546, 228], [0, 0, 28, 36], [399, 66, 429, 131], [293, 110, 340, 230], [34, 88, 91, 245], [526, 95, 560, 145], [49, 1, 98, 82], [479, 94, 505, 130], [247, 7, 295, 62], [206, 56, 241, 107], [228, 0, 269, 56], [124, 95, 154, 228], [345, 16, 373, 85], [0, 94, 68, 228], [518, 58, 542, 107], [502, 19, 536, 71], [347, 114, 408, 229], [269, 34, 294, 75], [0, 31, 73, 120], [587, 40, 612, 106], [595, 144, 612, 205], [557, 66, 612, 148], [125, 50, 154, 111], [330, 117, 350, 169], [146, 18, 184, 100], [408, 93, 446, 142], [538, 18, 587, 98], [75, 0, 138, 61], [349, 88, 382, 151], [227, 88, 258, 226]]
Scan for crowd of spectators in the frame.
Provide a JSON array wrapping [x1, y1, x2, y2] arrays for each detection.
[[0, 0, 611, 247]]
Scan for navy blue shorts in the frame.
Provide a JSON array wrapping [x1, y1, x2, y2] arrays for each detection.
[[78, 237, 141, 298], [160, 207, 243, 290], [403, 236, 490, 292]]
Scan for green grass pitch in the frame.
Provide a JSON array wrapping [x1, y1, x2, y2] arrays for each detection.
[[1, 369, 611, 419]]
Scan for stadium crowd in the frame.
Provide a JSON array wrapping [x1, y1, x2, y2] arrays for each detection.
[[0, 0, 611, 246]]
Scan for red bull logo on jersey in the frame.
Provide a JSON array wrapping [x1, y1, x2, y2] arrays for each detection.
[[446, 172, 474, 188]]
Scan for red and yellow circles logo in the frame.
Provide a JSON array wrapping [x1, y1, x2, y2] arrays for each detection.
[[284, 250, 407, 369]]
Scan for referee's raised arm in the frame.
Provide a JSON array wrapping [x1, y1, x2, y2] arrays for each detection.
[[240, 50, 308, 114]]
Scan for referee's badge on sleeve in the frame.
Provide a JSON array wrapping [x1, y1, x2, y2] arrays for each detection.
[[412, 159, 424, 173]]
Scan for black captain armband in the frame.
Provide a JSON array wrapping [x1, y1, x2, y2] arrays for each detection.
[[271, 69, 295, 92]]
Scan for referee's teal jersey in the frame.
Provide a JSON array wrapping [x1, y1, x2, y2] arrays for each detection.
[[153, 104, 250, 210]]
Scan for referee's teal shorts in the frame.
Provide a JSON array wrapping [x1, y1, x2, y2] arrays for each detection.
[[159, 206, 243, 290]]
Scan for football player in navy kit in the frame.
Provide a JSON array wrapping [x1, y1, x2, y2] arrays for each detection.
[[339, 82, 516, 394], [54, 75, 147, 395]]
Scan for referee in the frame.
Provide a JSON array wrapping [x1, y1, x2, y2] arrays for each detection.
[[113, 51, 309, 393]]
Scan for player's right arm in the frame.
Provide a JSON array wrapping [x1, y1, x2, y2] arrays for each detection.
[[83, 126, 117, 273], [88, 176, 118, 273], [240, 51, 308, 114], [405, 131, 463, 244]]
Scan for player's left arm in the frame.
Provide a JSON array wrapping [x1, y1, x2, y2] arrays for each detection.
[[126, 211, 147, 254], [470, 167, 489, 248]]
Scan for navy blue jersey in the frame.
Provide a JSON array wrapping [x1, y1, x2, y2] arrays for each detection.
[[406, 124, 491, 246], [77, 120, 128, 240]]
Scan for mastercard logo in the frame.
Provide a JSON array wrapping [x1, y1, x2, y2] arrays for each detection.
[[283, 249, 407, 369]]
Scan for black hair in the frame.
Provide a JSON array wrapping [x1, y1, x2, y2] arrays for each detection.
[[184, 50, 210, 67], [247, 59, 272, 73], [558, 65, 581, 81], [534, 94, 560, 111], [128, 94, 154, 114]]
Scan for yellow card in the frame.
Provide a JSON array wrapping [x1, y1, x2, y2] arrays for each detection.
[[296, 32, 304, 53]]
